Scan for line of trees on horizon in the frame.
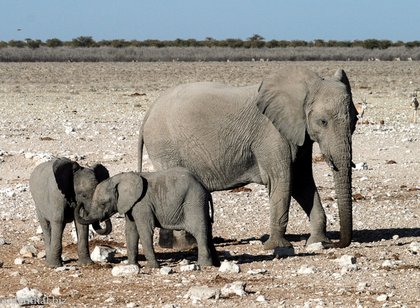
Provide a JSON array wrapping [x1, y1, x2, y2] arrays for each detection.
[[2, 35, 420, 49]]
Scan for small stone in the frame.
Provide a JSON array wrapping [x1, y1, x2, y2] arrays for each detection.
[[52, 287, 61, 296], [221, 281, 247, 297], [180, 264, 200, 272], [357, 282, 369, 292], [160, 267, 173, 275], [111, 264, 140, 277], [336, 255, 356, 267], [247, 268, 267, 275], [19, 244, 38, 258], [37, 250, 46, 259], [179, 259, 190, 266], [297, 265, 315, 275], [249, 240, 262, 246], [90, 245, 116, 262], [392, 235, 399, 240], [256, 295, 266, 302], [16, 287, 44, 306], [274, 246, 295, 258], [14, 257, 25, 265], [408, 241, 419, 254], [36, 226, 43, 234], [126, 303, 137, 308], [306, 242, 324, 253], [219, 260, 241, 273], [0, 237, 7, 245], [19, 278, 28, 286], [354, 162, 368, 170], [376, 294, 388, 302], [184, 286, 220, 301], [55, 265, 77, 272]]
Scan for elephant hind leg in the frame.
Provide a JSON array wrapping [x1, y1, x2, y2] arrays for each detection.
[[38, 215, 51, 258], [47, 221, 65, 268]]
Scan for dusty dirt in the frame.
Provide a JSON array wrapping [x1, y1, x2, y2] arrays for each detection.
[[0, 61, 419, 307]]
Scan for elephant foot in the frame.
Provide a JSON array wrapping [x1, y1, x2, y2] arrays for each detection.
[[263, 235, 292, 251], [46, 258, 63, 268], [197, 257, 214, 267], [77, 257, 94, 267], [306, 234, 332, 247], [145, 260, 159, 268]]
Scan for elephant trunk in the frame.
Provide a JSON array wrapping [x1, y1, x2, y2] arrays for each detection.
[[92, 219, 112, 235], [75, 203, 101, 225], [332, 164, 353, 248]]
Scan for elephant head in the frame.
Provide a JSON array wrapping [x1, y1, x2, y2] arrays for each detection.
[[53, 157, 112, 235], [256, 67, 358, 247], [75, 172, 146, 225]]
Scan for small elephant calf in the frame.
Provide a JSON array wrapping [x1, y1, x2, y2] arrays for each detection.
[[30, 157, 111, 268], [76, 167, 220, 268]]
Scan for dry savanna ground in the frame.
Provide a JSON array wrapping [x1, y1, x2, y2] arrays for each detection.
[[0, 61, 419, 307]]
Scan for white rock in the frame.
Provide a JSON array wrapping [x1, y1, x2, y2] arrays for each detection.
[[376, 294, 388, 302], [37, 250, 46, 259], [160, 266, 173, 275], [336, 255, 356, 267], [179, 259, 191, 266], [297, 265, 315, 275], [111, 264, 139, 277], [20, 244, 38, 257], [306, 242, 324, 253], [357, 282, 369, 292], [219, 260, 241, 273], [126, 303, 137, 308], [14, 257, 25, 265], [408, 241, 419, 254], [274, 246, 295, 257], [221, 281, 247, 297], [247, 268, 267, 275], [16, 287, 44, 306], [51, 287, 61, 296], [0, 237, 7, 245], [55, 265, 77, 272], [256, 295, 266, 302], [180, 264, 200, 272], [90, 245, 116, 262], [354, 162, 368, 170], [184, 286, 220, 301], [36, 226, 43, 234]]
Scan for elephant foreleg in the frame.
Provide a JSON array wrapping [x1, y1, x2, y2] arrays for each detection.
[[263, 181, 293, 250], [125, 215, 140, 265], [292, 169, 330, 245], [74, 220, 93, 266]]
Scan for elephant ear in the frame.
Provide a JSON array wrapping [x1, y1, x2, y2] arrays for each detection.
[[53, 157, 81, 202], [114, 173, 146, 215], [92, 163, 110, 183], [256, 67, 320, 146], [333, 69, 358, 134]]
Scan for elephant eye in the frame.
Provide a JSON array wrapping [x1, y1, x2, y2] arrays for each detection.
[[318, 119, 328, 127]]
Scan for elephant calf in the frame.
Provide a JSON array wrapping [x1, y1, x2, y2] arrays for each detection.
[[30, 157, 112, 268], [75, 167, 220, 268]]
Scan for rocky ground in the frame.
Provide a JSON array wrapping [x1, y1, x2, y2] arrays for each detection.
[[0, 61, 419, 307]]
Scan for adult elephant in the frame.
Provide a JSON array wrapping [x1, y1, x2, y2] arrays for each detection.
[[138, 66, 358, 250]]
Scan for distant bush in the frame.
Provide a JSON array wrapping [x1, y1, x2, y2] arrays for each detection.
[[1, 46, 419, 62]]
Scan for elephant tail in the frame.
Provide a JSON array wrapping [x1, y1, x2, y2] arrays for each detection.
[[138, 125, 144, 172], [208, 193, 214, 224]]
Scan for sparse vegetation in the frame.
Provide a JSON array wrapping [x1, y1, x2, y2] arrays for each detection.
[[1, 36, 420, 62]]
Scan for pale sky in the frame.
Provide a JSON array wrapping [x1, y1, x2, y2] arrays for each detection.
[[1, 0, 419, 42]]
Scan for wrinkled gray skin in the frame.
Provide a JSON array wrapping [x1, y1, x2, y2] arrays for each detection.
[[29, 157, 111, 268], [75, 168, 220, 268], [139, 67, 358, 250]]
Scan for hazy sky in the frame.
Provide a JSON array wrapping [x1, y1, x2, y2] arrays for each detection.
[[1, 0, 419, 42]]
